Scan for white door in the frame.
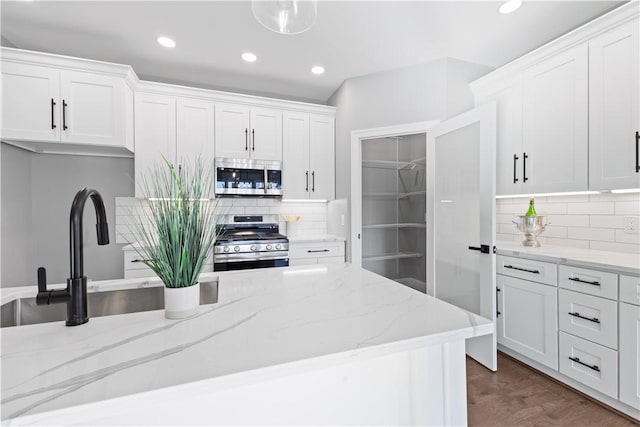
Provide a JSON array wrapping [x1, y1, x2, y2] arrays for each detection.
[[215, 103, 250, 159], [250, 108, 282, 161], [60, 70, 125, 146], [589, 19, 640, 191], [309, 114, 335, 200], [522, 44, 588, 194], [497, 274, 558, 369], [1, 62, 60, 142], [619, 302, 640, 408], [283, 112, 310, 199], [134, 93, 176, 198], [427, 103, 496, 370]]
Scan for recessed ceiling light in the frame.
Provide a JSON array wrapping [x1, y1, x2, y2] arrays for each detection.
[[499, 0, 522, 14], [242, 52, 257, 63], [157, 36, 176, 48], [311, 66, 325, 75]]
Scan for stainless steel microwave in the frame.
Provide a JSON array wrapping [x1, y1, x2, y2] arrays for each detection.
[[214, 158, 283, 196]]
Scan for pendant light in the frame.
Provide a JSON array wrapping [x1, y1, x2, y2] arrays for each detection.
[[252, 0, 318, 35]]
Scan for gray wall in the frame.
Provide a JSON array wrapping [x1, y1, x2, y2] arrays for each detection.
[[327, 57, 492, 259], [1, 144, 134, 287]]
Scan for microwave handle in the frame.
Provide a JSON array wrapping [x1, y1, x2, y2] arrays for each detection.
[[264, 168, 268, 194]]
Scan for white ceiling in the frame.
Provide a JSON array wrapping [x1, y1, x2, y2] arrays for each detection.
[[1, 1, 624, 103]]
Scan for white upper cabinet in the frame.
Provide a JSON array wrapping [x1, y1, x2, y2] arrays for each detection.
[[283, 112, 334, 200], [176, 98, 215, 169], [0, 48, 134, 155], [589, 19, 640, 190], [1, 62, 60, 142], [215, 104, 282, 161], [522, 43, 589, 194]]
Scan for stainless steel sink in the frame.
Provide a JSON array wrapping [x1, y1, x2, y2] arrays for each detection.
[[0, 281, 218, 328]]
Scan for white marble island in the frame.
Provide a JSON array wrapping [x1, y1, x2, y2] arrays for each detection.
[[1, 264, 492, 426]]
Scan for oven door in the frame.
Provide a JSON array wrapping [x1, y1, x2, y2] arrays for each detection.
[[214, 257, 289, 271]]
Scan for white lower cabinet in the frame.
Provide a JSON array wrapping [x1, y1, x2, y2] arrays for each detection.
[[289, 240, 345, 266], [558, 289, 618, 349], [496, 274, 558, 369], [619, 302, 640, 408]]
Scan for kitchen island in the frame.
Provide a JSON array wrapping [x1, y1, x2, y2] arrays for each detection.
[[1, 264, 492, 426]]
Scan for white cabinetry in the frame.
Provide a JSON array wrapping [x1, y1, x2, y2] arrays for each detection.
[[215, 104, 282, 161], [283, 113, 335, 200], [619, 302, 640, 408], [588, 19, 640, 190], [134, 90, 214, 197], [289, 240, 345, 266], [1, 49, 134, 154], [522, 44, 588, 194], [496, 273, 558, 369]]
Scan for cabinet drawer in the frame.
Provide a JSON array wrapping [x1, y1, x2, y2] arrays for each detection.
[[289, 241, 345, 259], [558, 289, 617, 349], [620, 275, 640, 306], [558, 265, 617, 300], [124, 250, 151, 271], [559, 332, 618, 399], [497, 255, 557, 285]]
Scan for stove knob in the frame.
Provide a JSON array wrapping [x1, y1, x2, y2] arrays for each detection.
[[275, 244, 282, 250], [234, 246, 241, 252], [223, 246, 230, 253], [266, 244, 273, 251], [250, 245, 258, 251]]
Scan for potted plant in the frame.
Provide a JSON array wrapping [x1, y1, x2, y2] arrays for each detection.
[[131, 157, 220, 319]]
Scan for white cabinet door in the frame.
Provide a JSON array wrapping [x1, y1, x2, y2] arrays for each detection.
[[522, 44, 588, 193], [134, 94, 176, 197], [60, 70, 125, 146], [309, 114, 335, 200], [589, 19, 640, 191], [215, 103, 250, 159], [619, 302, 640, 408], [1, 62, 60, 142], [497, 274, 558, 369], [250, 108, 282, 161], [478, 79, 523, 196], [283, 112, 310, 199], [176, 97, 215, 170]]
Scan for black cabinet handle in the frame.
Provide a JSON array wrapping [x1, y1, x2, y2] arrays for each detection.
[[523, 152, 528, 182], [513, 154, 519, 183], [636, 131, 640, 173], [50, 98, 56, 129], [469, 245, 490, 254], [307, 249, 330, 253], [62, 100, 68, 130], [305, 171, 309, 192], [568, 277, 600, 286], [245, 128, 248, 151], [568, 312, 600, 323], [496, 287, 501, 318], [504, 264, 540, 274], [252, 129, 255, 151], [312, 171, 315, 192], [568, 356, 600, 372], [131, 258, 150, 263]]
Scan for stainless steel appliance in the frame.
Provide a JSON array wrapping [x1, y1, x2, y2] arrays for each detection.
[[214, 216, 289, 271], [215, 158, 283, 197]]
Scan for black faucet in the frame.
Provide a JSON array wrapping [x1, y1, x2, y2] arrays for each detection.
[[36, 188, 109, 326]]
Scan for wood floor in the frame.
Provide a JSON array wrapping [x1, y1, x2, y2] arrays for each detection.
[[466, 352, 638, 426]]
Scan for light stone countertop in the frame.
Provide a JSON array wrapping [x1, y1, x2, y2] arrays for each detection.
[[497, 240, 640, 275], [285, 234, 346, 243], [1, 263, 492, 423]]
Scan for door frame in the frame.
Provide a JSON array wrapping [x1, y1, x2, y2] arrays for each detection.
[[350, 121, 439, 266]]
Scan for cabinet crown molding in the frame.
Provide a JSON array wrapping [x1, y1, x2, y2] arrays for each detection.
[[1, 47, 139, 91], [470, 2, 639, 96]]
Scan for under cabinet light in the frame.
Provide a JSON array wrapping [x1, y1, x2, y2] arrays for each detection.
[[496, 191, 600, 199], [281, 199, 328, 203], [611, 188, 640, 194]]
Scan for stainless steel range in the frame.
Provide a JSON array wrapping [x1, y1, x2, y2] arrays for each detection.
[[213, 216, 289, 271]]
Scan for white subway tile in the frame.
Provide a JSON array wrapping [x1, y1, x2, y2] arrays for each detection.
[[589, 241, 640, 254], [545, 215, 589, 227], [496, 213, 515, 224], [546, 237, 590, 249], [534, 203, 567, 215], [244, 207, 270, 215], [615, 229, 640, 245], [567, 227, 615, 242], [589, 215, 625, 229], [542, 226, 567, 238], [615, 201, 640, 216], [496, 233, 514, 242], [567, 202, 614, 215], [498, 223, 518, 234], [547, 195, 589, 203], [592, 192, 640, 202]]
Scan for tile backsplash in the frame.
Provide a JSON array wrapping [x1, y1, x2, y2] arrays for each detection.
[[497, 193, 640, 254], [115, 197, 328, 244]]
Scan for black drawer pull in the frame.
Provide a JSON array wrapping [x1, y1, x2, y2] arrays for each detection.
[[513, 154, 519, 183], [131, 258, 150, 263], [568, 356, 600, 372], [62, 100, 68, 130], [307, 249, 330, 253], [568, 312, 600, 324], [50, 98, 56, 129], [504, 265, 540, 274], [568, 277, 600, 286]]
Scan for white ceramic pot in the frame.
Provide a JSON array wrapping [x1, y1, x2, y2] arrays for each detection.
[[164, 282, 200, 319]]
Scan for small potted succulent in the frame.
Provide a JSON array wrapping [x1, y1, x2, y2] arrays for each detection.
[[131, 157, 220, 319]]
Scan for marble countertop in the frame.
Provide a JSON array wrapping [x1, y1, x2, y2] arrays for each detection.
[[496, 241, 640, 275], [285, 234, 346, 243], [1, 264, 492, 422]]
